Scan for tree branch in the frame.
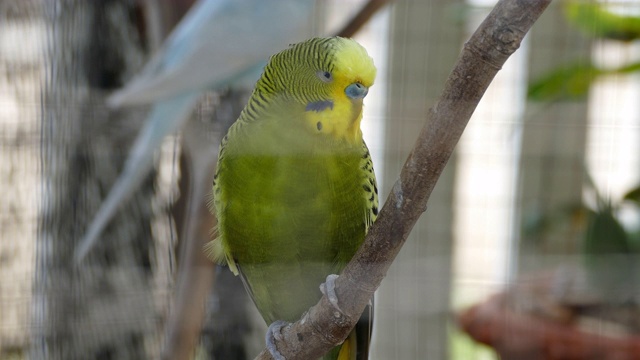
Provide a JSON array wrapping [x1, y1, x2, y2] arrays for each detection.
[[255, 0, 552, 358], [336, 0, 393, 38]]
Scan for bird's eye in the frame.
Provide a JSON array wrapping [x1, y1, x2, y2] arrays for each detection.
[[317, 70, 333, 83]]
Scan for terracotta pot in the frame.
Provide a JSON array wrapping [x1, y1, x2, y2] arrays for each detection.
[[457, 291, 640, 360]]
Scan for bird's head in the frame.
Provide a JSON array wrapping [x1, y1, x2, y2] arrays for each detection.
[[258, 37, 376, 144]]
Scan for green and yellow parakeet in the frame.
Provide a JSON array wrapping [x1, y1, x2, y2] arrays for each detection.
[[207, 37, 378, 360]]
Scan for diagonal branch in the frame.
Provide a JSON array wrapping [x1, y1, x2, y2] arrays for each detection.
[[336, 0, 393, 38], [255, 0, 552, 358]]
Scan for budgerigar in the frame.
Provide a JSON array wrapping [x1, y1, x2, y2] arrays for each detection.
[[208, 37, 378, 360]]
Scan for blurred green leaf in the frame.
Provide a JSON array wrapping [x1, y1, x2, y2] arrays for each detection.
[[528, 61, 640, 101], [565, 1, 640, 41], [583, 206, 630, 256], [616, 61, 640, 74], [523, 203, 591, 238], [623, 185, 640, 205], [583, 207, 637, 301], [527, 63, 601, 101]]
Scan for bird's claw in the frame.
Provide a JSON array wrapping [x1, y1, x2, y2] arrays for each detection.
[[266, 320, 289, 360], [320, 274, 343, 314]]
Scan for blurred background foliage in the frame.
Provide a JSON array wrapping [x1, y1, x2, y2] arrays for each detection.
[[528, 1, 640, 101]]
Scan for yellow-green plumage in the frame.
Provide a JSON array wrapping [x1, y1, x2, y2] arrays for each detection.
[[208, 37, 377, 360]]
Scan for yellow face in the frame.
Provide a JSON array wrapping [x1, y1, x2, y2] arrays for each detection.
[[305, 38, 377, 144], [262, 37, 376, 144]]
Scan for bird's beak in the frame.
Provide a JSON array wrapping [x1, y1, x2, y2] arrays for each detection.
[[345, 82, 368, 100]]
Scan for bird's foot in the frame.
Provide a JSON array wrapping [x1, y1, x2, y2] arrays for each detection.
[[266, 320, 289, 360], [320, 274, 344, 315]]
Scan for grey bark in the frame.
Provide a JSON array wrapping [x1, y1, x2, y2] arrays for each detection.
[[33, 1, 162, 359], [0, 0, 45, 357]]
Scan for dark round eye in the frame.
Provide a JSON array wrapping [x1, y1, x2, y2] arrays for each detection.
[[317, 70, 332, 83]]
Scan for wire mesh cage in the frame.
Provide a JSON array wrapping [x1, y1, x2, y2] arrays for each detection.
[[1, 1, 639, 359]]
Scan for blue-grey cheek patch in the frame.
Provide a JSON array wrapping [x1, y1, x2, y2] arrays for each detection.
[[305, 100, 334, 112]]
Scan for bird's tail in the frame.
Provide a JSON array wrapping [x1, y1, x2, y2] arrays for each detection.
[[332, 300, 374, 360], [336, 330, 357, 360]]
